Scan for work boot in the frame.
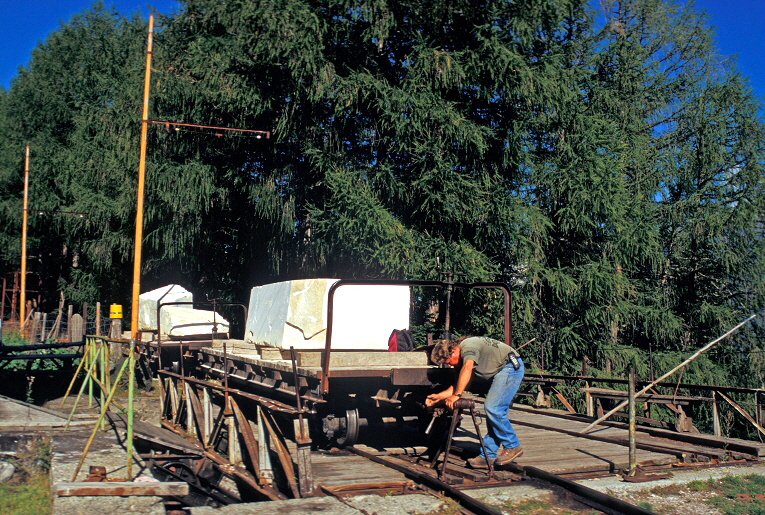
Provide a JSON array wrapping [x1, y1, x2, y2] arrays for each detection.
[[494, 446, 523, 466], [466, 456, 494, 469]]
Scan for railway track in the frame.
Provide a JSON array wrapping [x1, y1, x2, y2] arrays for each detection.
[[144, 414, 657, 515], [317, 445, 656, 515]]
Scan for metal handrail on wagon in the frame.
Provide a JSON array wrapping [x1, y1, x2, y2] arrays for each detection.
[[320, 279, 513, 394]]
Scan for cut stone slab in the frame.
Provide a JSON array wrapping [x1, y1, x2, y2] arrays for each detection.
[[138, 284, 192, 331], [138, 284, 229, 337], [245, 279, 411, 351]]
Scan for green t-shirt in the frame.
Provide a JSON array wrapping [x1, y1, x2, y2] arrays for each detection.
[[459, 337, 514, 380]]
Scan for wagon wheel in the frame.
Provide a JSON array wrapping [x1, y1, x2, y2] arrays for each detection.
[[336, 409, 360, 447]]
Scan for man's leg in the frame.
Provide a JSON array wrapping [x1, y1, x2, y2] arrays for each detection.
[[484, 360, 524, 451]]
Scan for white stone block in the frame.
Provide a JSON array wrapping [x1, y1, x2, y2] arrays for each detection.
[[139, 284, 193, 331], [245, 279, 410, 350], [160, 306, 230, 338]]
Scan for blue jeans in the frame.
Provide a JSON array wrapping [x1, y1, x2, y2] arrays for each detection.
[[480, 358, 524, 459]]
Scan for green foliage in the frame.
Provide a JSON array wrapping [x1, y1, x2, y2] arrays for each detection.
[[0, 0, 764, 392]]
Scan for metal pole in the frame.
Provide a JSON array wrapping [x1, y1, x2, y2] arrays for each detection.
[[628, 368, 636, 474], [127, 339, 135, 478], [130, 15, 154, 341], [20, 146, 29, 334]]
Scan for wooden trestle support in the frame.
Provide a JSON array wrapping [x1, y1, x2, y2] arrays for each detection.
[[157, 370, 314, 501]]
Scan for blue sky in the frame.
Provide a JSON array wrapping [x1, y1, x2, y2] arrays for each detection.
[[0, 1, 179, 90], [0, 0, 763, 103]]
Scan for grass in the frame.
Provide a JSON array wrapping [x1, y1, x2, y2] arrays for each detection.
[[0, 437, 51, 515], [0, 471, 50, 515], [643, 474, 765, 515], [707, 474, 765, 515]]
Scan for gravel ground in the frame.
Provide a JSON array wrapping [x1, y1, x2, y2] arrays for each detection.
[[466, 462, 765, 515], [49, 428, 164, 515], [189, 493, 451, 515]]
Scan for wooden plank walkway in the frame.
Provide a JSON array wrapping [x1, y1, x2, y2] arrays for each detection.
[[448, 407, 678, 476], [310, 404, 765, 482], [311, 450, 410, 487], [0, 394, 95, 431]]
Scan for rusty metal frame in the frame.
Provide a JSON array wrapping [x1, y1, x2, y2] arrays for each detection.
[[320, 279, 512, 394]]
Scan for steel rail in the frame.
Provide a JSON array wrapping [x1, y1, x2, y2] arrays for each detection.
[[347, 445, 503, 515], [349, 445, 657, 515], [523, 465, 656, 515]]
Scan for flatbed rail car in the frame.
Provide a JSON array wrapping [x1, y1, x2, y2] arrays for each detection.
[[140, 279, 513, 447], [134, 279, 515, 501]]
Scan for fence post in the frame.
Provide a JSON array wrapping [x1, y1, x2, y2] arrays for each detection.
[[41, 313, 48, 343], [31, 312, 41, 344], [82, 302, 88, 340], [712, 391, 721, 437], [67, 305, 73, 342], [95, 302, 101, 336]]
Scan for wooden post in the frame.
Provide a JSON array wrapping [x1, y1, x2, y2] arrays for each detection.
[[67, 305, 73, 342], [130, 15, 155, 341], [82, 302, 88, 339], [30, 312, 41, 344], [202, 388, 212, 445], [1, 276, 6, 321], [95, 302, 101, 336], [20, 146, 29, 334], [41, 313, 47, 343], [127, 339, 135, 478], [184, 382, 195, 437], [712, 391, 721, 437], [628, 368, 636, 474]]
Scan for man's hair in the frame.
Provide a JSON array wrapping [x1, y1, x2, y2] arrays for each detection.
[[430, 336, 470, 365]]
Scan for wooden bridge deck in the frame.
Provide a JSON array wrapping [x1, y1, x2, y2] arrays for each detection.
[[309, 403, 765, 485], [3, 393, 763, 494]]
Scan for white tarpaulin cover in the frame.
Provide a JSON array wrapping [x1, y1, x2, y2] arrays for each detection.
[[139, 284, 229, 337], [245, 279, 410, 350]]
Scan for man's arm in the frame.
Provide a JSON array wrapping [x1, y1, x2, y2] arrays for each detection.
[[445, 359, 474, 409]]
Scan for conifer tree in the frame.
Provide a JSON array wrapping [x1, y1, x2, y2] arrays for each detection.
[[0, 0, 763, 384]]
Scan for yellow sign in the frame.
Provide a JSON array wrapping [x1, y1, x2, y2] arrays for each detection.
[[109, 304, 123, 319]]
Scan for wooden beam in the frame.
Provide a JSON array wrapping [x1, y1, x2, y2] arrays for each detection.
[[55, 481, 189, 497]]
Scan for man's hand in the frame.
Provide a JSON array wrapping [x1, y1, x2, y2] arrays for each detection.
[[445, 394, 461, 409], [426, 388, 453, 407]]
